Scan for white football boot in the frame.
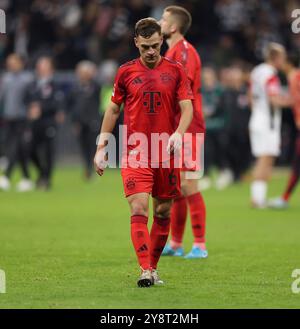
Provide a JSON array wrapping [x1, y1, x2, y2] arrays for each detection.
[[0, 175, 11, 191], [16, 178, 35, 192]]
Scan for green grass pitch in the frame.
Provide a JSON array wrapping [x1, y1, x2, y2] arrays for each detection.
[[0, 167, 300, 309]]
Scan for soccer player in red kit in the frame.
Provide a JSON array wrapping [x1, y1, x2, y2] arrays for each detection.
[[160, 6, 208, 259], [269, 53, 300, 209], [94, 18, 193, 287]]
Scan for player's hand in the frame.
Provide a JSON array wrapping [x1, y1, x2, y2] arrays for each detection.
[[167, 132, 182, 155], [94, 147, 107, 176], [28, 102, 41, 120]]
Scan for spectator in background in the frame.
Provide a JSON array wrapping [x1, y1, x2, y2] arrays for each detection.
[[69, 60, 101, 180], [0, 54, 34, 192], [199, 66, 225, 191], [219, 67, 251, 183], [27, 57, 65, 190]]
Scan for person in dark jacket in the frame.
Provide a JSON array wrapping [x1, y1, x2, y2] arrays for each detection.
[[220, 67, 251, 182], [69, 60, 101, 179], [0, 53, 34, 192], [200, 67, 226, 190], [27, 56, 65, 190]]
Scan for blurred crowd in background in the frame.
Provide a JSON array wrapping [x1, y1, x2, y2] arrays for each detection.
[[1, 0, 300, 68], [0, 0, 299, 191]]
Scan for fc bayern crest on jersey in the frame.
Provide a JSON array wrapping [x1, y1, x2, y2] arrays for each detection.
[[160, 72, 173, 83], [126, 177, 136, 190]]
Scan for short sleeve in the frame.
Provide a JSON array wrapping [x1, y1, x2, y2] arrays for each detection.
[[266, 75, 280, 96], [176, 64, 194, 102], [111, 68, 125, 105]]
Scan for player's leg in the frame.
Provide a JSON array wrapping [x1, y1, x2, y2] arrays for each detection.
[[251, 155, 275, 208], [121, 167, 154, 287], [127, 192, 153, 287], [282, 132, 300, 201], [180, 173, 208, 259], [162, 193, 187, 256], [0, 121, 17, 190], [150, 197, 172, 267], [269, 131, 300, 208], [164, 133, 207, 258], [16, 121, 34, 192]]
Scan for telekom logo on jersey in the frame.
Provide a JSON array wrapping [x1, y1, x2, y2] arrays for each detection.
[[97, 126, 204, 178]]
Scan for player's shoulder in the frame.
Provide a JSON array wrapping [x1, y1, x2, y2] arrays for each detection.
[[181, 39, 197, 53], [120, 58, 138, 68], [289, 69, 300, 86], [180, 39, 200, 58], [117, 58, 139, 75], [295, 69, 300, 80], [251, 63, 275, 80], [162, 56, 184, 70]]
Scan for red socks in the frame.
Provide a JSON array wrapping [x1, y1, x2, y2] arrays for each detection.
[[283, 174, 298, 201], [187, 192, 206, 244], [170, 192, 206, 246], [130, 215, 151, 270], [150, 216, 170, 269], [170, 196, 188, 244], [131, 215, 170, 270]]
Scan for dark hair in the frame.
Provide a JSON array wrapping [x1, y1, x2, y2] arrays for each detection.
[[287, 52, 300, 67], [135, 17, 161, 38], [165, 5, 192, 35]]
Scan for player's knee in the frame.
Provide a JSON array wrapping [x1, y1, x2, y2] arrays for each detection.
[[181, 178, 198, 196], [154, 203, 171, 218], [130, 201, 148, 217]]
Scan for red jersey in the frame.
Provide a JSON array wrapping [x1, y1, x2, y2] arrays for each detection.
[[289, 69, 300, 125], [165, 38, 205, 133], [111, 56, 193, 163]]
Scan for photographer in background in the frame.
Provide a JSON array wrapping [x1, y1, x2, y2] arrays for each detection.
[[27, 57, 65, 190], [69, 60, 101, 180]]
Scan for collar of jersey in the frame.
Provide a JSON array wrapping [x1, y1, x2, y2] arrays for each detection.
[[138, 56, 163, 70]]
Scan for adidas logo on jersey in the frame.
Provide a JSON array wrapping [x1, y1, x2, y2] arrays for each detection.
[[132, 77, 143, 85]]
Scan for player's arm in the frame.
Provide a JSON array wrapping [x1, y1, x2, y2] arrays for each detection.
[[94, 66, 125, 176], [98, 101, 121, 145], [167, 64, 194, 154], [167, 99, 193, 154], [269, 94, 292, 108], [267, 75, 292, 108], [94, 101, 121, 176], [176, 99, 193, 135], [289, 74, 300, 128]]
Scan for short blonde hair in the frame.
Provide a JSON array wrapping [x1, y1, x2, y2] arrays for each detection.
[[263, 42, 286, 61]]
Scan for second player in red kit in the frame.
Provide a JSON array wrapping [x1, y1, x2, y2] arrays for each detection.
[[160, 6, 208, 259]]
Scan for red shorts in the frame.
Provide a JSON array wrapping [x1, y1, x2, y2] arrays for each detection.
[[181, 133, 205, 172], [121, 166, 180, 199]]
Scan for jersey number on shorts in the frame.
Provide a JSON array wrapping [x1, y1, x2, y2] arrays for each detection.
[[168, 169, 177, 186]]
